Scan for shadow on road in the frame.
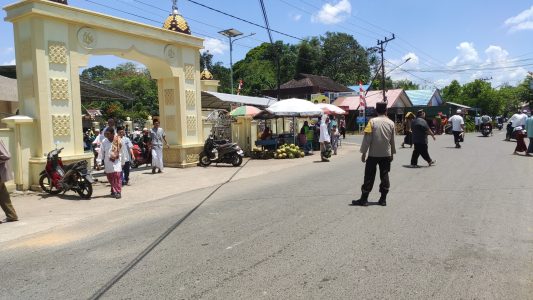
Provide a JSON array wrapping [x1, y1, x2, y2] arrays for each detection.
[[348, 202, 383, 207]]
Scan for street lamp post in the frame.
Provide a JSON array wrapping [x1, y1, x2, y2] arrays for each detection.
[[219, 28, 255, 94]]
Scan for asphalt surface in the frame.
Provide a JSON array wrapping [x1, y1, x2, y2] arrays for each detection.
[[0, 131, 531, 299]]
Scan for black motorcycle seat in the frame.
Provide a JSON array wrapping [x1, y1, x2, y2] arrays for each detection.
[[218, 143, 235, 148]]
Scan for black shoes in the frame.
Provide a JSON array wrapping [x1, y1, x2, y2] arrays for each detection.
[[115, 193, 121, 199], [378, 199, 387, 206], [352, 199, 368, 206], [429, 160, 437, 166]]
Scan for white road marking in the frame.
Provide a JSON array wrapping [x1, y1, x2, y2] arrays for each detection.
[[226, 241, 243, 250]]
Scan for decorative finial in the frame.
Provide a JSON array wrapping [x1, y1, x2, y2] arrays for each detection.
[[163, 0, 191, 34]]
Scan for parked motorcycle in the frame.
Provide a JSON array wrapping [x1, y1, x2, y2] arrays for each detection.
[[39, 147, 94, 199], [198, 135, 244, 167], [481, 124, 492, 137], [130, 143, 152, 168]]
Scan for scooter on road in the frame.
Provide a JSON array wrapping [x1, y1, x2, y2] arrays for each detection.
[[39, 147, 94, 199], [198, 135, 244, 167]]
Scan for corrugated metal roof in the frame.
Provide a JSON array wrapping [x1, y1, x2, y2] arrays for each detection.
[[365, 89, 413, 108], [405, 90, 435, 106], [201, 91, 277, 110]]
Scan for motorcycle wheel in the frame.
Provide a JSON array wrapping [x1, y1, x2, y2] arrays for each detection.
[[77, 179, 93, 199], [199, 152, 212, 167], [39, 174, 62, 194], [232, 155, 243, 167]]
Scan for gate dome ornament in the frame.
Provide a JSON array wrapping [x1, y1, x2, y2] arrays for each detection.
[[200, 68, 213, 80], [163, 1, 190, 34], [49, 0, 68, 4], [163, 10, 191, 35]]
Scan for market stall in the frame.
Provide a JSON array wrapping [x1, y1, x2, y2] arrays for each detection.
[[252, 98, 322, 159]]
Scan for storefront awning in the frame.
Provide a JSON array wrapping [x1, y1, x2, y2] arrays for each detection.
[[202, 91, 277, 110]]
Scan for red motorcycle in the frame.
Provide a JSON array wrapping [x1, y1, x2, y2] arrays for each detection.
[[130, 143, 152, 168], [39, 147, 94, 199]]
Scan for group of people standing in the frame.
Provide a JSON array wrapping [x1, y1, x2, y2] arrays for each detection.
[[299, 115, 345, 162], [92, 118, 168, 199]]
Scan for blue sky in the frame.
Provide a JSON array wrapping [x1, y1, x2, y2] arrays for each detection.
[[1, 0, 532, 88]]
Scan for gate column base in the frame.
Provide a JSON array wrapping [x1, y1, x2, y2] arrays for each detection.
[[163, 144, 203, 168]]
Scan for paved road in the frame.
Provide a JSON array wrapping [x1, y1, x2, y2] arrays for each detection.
[[0, 131, 531, 299]]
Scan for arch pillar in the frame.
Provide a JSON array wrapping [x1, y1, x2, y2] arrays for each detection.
[[4, 0, 206, 188]]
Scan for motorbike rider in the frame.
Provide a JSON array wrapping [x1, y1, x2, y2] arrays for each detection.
[[480, 113, 492, 135]]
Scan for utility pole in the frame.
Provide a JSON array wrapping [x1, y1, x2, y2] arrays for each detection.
[[376, 34, 395, 103]]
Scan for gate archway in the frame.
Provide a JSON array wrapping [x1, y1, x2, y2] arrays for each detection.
[[5, 0, 205, 189]]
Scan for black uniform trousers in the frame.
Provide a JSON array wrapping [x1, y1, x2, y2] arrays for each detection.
[[410, 143, 431, 165], [361, 156, 391, 195]]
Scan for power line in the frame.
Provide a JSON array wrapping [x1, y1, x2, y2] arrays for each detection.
[[185, 0, 305, 41], [385, 59, 439, 88], [403, 62, 533, 73]]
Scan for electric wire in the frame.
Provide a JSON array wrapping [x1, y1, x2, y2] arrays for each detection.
[[184, 0, 305, 41]]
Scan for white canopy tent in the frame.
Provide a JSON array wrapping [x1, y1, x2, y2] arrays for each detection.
[[266, 98, 323, 117]]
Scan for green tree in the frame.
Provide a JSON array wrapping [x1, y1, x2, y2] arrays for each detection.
[[516, 75, 533, 108], [320, 32, 370, 85], [393, 79, 419, 90], [81, 65, 111, 82], [233, 43, 278, 96], [461, 80, 500, 115], [296, 37, 321, 75], [442, 80, 463, 103], [496, 84, 521, 116]]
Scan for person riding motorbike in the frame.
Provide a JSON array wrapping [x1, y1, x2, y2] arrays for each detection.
[[480, 114, 492, 135]]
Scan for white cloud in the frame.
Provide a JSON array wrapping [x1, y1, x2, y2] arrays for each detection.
[[504, 5, 533, 33], [311, 0, 351, 25], [387, 52, 420, 83], [435, 44, 528, 87], [202, 38, 228, 55], [447, 42, 479, 67], [484, 45, 508, 63], [482, 45, 527, 86], [1, 47, 15, 65], [290, 13, 302, 21]]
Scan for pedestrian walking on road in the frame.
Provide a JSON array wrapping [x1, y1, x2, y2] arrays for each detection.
[[526, 113, 533, 156], [449, 109, 465, 148], [319, 115, 332, 162], [410, 110, 436, 167], [513, 127, 527, 155], [401, 112, 415, 148], [0, 140, 18, 224], [97, 130, 123, 199], [150, 120, 169, 174], [353, 102, 395, 207], [331, 124, 340, 155], [118, 126, 134, 186], [339, 116, 346, 139], [300, 121, 314, 155]]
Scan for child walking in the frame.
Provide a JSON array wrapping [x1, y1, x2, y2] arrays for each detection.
[[97, 130, 123, 198], [331, 124, 340, 155]]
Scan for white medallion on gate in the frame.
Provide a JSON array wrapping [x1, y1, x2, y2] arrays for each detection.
[[77, 27, 97, 49], [164, 45, 178, 61]]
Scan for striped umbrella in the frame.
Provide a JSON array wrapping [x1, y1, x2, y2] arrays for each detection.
[[230, 105, 262, 117]]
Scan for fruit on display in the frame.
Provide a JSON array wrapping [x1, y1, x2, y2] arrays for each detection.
[[273, 144, 305, 159]]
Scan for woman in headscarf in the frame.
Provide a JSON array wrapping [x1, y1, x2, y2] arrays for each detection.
[[513, 126, 527, 155], [401, 112, 415, 148]]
